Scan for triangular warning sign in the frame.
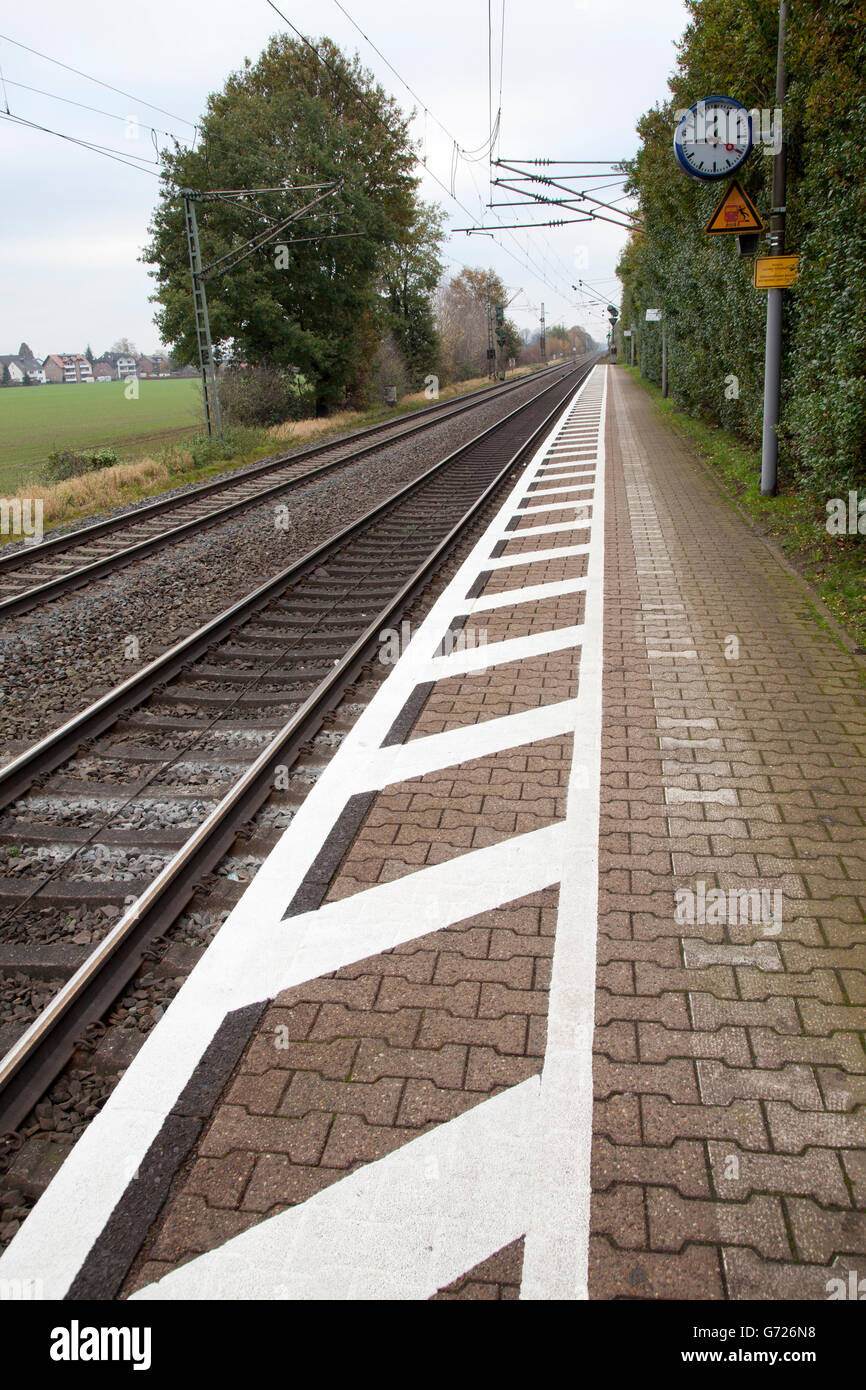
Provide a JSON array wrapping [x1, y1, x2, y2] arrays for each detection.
[[704, 180, 764, 235]]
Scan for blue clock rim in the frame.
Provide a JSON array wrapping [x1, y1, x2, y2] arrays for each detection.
[[673, 94, 753, 181]]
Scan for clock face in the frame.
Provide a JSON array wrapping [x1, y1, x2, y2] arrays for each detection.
[[674, 96, 752, 180]]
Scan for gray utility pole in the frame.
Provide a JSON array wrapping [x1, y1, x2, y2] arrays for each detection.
[[630, 329, 635, 369], [540, 303, 546, 364], [662, 320, 668, 398], [761, 0, 788, 495], [486, 280, 497, 380], [183, 195, 222, 441], [182, 181, 344, 439]]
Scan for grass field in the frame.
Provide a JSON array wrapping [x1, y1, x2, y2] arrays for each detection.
[[0, 379, 203, 488]]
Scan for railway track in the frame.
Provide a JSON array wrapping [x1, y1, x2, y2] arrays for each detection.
[[0, 356, 597, 1136], [0, 361, 576, 618]]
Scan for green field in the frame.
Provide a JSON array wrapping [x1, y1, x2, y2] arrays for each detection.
[[0, 379, 204, 489]]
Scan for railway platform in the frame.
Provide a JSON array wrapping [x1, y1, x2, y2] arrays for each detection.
[[2, 363, 865, 1302]]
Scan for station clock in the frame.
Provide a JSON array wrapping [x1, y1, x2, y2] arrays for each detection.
[[673, 96, 753, 180]]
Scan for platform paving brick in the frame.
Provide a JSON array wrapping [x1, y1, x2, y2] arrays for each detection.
[[407, 645, 582, 738], [324, 737, 571, 900], [588, 367, 866, 1301], [430, 1238, 524, 1299], [125, 888, 557, 1293], [480, 551, 588, 595]]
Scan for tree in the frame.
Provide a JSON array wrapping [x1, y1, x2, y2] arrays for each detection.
[[144, 34, 423, 413], [379, 202, 445, 387], [85, 344, 95, 364], [1, 363, 10, 386], [110, 338, 137, 356], [435, 267, 520, 382]]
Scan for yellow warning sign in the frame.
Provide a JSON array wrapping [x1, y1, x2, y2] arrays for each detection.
[[753, 255, 800, 289], [704, 180, 764, 235]]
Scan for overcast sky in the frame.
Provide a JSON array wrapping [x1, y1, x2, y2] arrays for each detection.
[[1, 0, 689, 359]]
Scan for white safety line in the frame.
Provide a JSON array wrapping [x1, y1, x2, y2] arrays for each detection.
[[368, 699, 581, 788], [417, 624, 585, 681], [511, 520, 588, 539], [463, 574, 588, 613], [485, 543, 590, 570], [527, 484, 594, 498], [519, 500, 590, 514], [520, 365, 607, 1300]]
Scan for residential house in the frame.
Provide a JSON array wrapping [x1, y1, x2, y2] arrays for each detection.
[[0, 350, 45, 384], [98, 352, 138, 380], [42, 354, 93, 384], [91, 359, 115, 382], [0, 355, 27, 385], [135, 356, 155, 377]]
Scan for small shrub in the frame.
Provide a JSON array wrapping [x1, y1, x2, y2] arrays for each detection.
[[43, 446, 119, 482], [186, 426, 263, 469], [217, 365, 307, 428]]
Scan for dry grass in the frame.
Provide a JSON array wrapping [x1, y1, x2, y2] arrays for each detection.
[[267, 410, 363, 443], [400, 368, 534, 410], [16, 457, 172, 527], [266, 369, 538, 442]]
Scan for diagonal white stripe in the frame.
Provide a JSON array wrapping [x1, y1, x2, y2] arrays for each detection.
[[132, 1079, 540, 1301]]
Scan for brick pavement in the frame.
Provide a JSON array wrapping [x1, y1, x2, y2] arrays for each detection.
[[590, 368, 866, 1300]]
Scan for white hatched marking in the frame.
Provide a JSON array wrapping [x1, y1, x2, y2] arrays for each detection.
[[0, 366, 608, 1303]]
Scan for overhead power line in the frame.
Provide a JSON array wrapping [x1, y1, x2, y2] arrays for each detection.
[[263, 0, 574, 305], [0, 76, 178, 140], [0, 32, 197, 127]]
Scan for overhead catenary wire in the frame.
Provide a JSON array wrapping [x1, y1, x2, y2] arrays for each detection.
[[263, 0, 575, 309], [328, 0, 575, 311], [0, 110, 163, 176], [322, 0, 569, 300], [0, 32, 197, 127], [0, 76, 179, 141]]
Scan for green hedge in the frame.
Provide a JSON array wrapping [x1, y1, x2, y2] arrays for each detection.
[[617, 0, 866, 498]]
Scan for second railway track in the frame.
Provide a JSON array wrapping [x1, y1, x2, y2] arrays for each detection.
[[0, 356, 596, 1135], [0, 360, 577, 618]]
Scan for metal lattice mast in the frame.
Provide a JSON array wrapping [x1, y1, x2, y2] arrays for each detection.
[[183, 193, 223, 440]]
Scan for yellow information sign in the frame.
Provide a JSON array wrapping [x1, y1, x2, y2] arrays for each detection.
[[704, 179, 764, 235], [753, 255, 800, 289]]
